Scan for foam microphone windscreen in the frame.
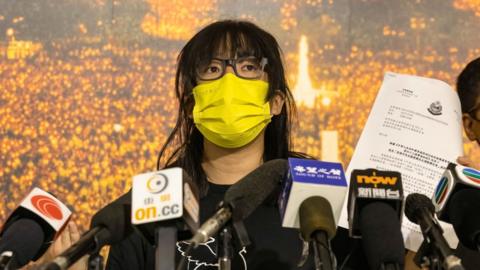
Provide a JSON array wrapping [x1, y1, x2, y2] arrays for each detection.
[[298, 196, 336, 241], [405, 193, 435, 224], [224, 159, 288, 220], [0, 218, 45, 267], [448, 188, 480, 250], [359, 202, 405, 270], [90, 200, 133, 245]]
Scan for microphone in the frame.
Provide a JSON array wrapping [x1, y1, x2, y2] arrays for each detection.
[[279, 158, 347, 229], [346, 169, 404, 270], [41, 193, 132, 270], [278, 158, 347, 270], [347, 168, 403, 238], [0, 219, 45, 269], [43, 168, 199, 270], [405, 193, 464, 270], [447, 188, 480, 251], [131, 168, 199, 242], [299, 197, 336, 242], [132, 168, 199, 270], [359, 202, 404, 270], [0, 188, 71, 269], [432, 163, 480, 250], [190, 159, 288, 246], [299, 197, 336, 270]]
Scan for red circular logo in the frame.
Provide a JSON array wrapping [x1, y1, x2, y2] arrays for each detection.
[[31, 195, 63, 220]]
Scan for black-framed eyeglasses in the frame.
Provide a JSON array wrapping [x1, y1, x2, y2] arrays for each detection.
[[196, 56, 268, 81]]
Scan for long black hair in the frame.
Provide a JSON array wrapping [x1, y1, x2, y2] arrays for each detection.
[[457, 57, 480, 114], [157, 20, 306, 196]]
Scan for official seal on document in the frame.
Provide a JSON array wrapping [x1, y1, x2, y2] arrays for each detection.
[[427, 101, 442, 115]]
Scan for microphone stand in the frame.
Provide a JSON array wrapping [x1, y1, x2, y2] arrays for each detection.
[[217, 226, 233, 270], [0, 251, 17, 270], [155, 226, 177, 270], [88, 252, 104, 270], [414, 240, 443, 270], [380, 263, 403, 270], [41, 227, 108, 270], [414, 210, 464, 270], [311, 230, 335, 270]]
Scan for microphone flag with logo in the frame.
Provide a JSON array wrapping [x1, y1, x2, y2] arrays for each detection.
[[0, 188, 71, 268], [131, 167, 199, 234], [40, 191, 133, 270], [41, 168, 199, 270], [278, 158, 348, 229], [432, 163, 480, 250], [347, 168, 403, 238], [432, 162, 480, 222], [131, 168, 199, 270], [278, 158, 347, 270]]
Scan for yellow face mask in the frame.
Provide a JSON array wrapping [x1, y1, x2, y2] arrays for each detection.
[[192, 73, 272, 148]]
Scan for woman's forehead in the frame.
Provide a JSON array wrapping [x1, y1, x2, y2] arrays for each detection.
[[204, 33, 258, 59], [211, 50, 255, 59]]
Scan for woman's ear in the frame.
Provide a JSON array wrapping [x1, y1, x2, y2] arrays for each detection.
[[463, 113, 477, 141], [270, 90, 285, 116]]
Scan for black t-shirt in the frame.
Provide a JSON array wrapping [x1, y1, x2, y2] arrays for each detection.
[[106, 183, 367, 270]]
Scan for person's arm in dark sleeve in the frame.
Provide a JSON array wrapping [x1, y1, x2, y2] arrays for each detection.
[[106, 240, 132, 270], [105, 247, 124, 270], [106, 232, 154, 270]]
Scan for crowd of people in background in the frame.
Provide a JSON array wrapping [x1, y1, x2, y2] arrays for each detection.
[[1, 38, 480, 230]]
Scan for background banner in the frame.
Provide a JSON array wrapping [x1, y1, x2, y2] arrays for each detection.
[[1, 0, 480, 229]]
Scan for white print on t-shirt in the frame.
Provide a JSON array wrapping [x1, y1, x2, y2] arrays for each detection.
[[176, 237, 247, 270], [238, 246, 247, 269]]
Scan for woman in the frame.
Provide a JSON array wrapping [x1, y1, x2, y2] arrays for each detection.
[[106, 20, 363, 270]]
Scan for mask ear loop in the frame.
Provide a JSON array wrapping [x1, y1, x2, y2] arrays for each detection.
[[257, 57, 269, 82], [259, 57, 268, 70]]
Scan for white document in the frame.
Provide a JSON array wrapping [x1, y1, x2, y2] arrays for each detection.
[[338, 72, 464, 251]]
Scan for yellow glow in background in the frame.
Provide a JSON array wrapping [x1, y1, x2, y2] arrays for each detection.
[[0, 0, 480, 230]]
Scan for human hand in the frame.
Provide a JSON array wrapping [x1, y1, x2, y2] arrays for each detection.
[[456, 156, 480, 169], [34, 221, 88, 270], [405, 250, 428, 270]]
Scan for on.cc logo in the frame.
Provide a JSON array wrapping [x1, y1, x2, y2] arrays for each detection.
[[147, 173, 169, 194]]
